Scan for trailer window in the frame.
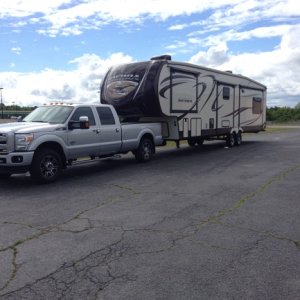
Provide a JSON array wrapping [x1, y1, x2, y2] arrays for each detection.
[[253, 97, 262, 114], [223, 87, 230, 100], [97, 107, 115, 125]]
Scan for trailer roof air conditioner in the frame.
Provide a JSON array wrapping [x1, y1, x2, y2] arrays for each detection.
[[150, 55, 172, 61]]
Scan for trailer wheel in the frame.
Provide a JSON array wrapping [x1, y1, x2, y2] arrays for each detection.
[[188, 137, 203, 147], [188, 138, 196, 147], [134, 137, 154, 162], [195, 137, 204, 146], [234, 131, 242, 146], [226, 133, 235, 147], [30, 148, 62, 183]]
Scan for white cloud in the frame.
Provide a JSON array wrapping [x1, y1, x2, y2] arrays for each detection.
[[189, 25, 300, 107], [165, 41, 187, 50], [11, 47, 21, 55], [169, 0, 300, 34], [0, 0, 72, 18], [189, 43, 229, 66], [0, 53, 134, 107], [169, 24, 188, 31], [199, 0, 300, 30], [187, 24, 293, 47], [1, 0, 299, 38], [0, 0, 236, 37], [1, 0, 300, 108], [1, 0, 298, 39]]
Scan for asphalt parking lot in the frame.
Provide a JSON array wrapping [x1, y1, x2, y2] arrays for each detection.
[[1, 129, 300, 299]]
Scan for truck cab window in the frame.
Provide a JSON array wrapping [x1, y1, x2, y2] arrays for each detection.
[[96, 107, 115, 125], [70, 107, 96, 125]]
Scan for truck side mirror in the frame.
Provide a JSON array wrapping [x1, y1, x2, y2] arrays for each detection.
[[68, 116, 90, 130], [79, 116, 90, 129]]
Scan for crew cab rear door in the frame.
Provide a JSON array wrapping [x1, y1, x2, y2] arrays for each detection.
[[96, 106, 122, 155]]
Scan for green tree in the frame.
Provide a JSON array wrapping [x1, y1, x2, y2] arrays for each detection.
[[266, 104, 300, 122]]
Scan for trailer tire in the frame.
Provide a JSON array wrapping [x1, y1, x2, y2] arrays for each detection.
[[134, 137, 154, 162], [188, 138, 196, 147], [226, 133, 235, 147], [188, 137, 203, 147], [234, 131, 242, 146], [30, 148, 62, 183], [196, 137, 204, 146]]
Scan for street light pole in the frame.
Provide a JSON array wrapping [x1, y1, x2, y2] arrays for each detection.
[[0, 88, 3, 119]]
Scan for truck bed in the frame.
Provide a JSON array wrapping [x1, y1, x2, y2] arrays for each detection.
[[120, 122, 163, 152]]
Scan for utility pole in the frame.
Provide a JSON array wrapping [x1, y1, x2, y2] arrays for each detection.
[[0, 88, 3, 119]]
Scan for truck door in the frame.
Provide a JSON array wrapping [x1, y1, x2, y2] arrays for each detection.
[[67, 107, 101, 158], [96, 106, 122, 155]]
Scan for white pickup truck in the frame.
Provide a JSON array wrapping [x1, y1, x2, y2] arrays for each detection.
[[0, 104, 163, 183]]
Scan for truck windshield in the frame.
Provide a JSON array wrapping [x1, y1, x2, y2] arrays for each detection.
[[23, 106, 74, 124]]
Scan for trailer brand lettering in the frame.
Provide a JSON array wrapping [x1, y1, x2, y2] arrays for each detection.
[[178, 99, 193, 103], [109, 74, 140, 83]]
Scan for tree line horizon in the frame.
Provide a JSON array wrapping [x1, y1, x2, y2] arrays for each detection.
[[1, 103, 300, 122]]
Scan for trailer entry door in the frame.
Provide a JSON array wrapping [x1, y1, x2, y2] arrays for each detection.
[[217, 84, 235, 132]]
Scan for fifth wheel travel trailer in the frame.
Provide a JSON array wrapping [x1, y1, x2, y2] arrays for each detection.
[[100, 55, 266, 147]]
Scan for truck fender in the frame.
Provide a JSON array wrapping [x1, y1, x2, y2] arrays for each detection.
[[136, 129, 156, 148], [228, 127, 243, 147], [230, 127, 243, 135], [28, 134, 68, 157]]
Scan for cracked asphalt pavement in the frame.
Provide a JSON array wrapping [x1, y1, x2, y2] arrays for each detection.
[[1, 129, 300, 299]]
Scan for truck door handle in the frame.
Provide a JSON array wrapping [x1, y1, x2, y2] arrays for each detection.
[[116, 128, 120, 133], [93, 129, 100, 134]]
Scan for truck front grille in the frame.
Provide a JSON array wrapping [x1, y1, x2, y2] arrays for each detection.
[[0, 133, 8, 154]]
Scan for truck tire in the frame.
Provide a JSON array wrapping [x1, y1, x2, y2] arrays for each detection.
[[30, 149, 62, 183], [134, 137, 154, 162], [234, 131, 242, 146], [226, 133, 235, 147]]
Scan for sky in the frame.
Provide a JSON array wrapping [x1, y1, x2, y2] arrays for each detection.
[[0, 0, 300, 108]]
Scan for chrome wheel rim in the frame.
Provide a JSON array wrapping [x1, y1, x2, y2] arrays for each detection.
[[142, 143, 151, 160], [40, 155, 58, 178]]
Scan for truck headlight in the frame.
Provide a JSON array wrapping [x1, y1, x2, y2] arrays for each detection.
[[15, 134, 34, 151]]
